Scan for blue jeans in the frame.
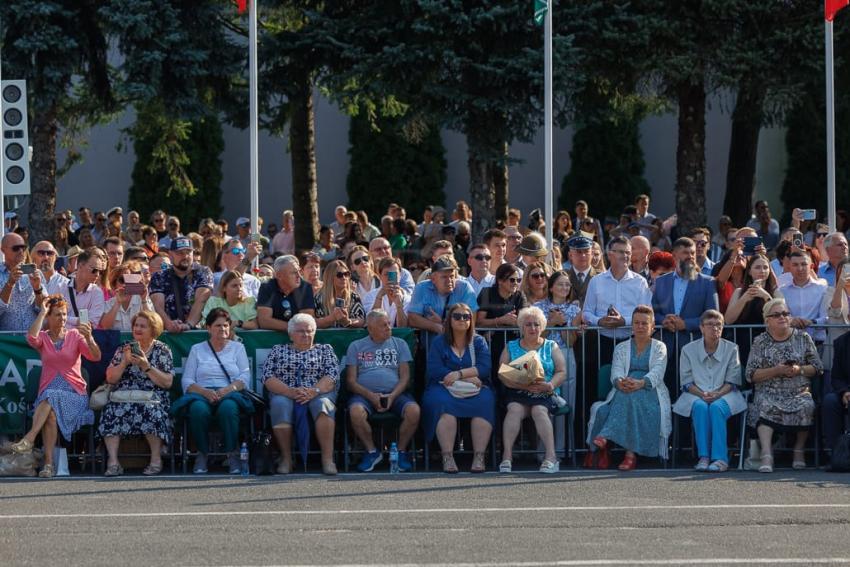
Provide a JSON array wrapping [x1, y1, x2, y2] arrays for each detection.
[[691, 398, 731, 462]]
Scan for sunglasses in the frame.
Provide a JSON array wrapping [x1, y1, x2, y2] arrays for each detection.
[[472, 254, 492, 261], [506, 277, 521, 284], [451, 312, 472, 321], [530, 272, 546, 280], [35, 250, 56, 256], [695, 241, 708, 247], [46, 297, 63, 305], [352, 256, 369, 266], [507, 235, 522, 241], [229, 248, 246, 255], [10, 245, 26, 252], [766, 311, 791, 319], [90, 267, 104, 275], [335, 271, 351, 279]]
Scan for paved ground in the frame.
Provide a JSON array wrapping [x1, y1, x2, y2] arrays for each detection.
[[1, 469, 849, 566]]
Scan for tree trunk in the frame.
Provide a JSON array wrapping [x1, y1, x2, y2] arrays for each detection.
[[492, 141, 509, 223], [723, 84, 765, 227], [289, 73, 319, 254], [675, 79, 707, 234], [28, 106, 59, 243], [466, 118, 499, 241]]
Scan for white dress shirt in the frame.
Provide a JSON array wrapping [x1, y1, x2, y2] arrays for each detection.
[[779, 277, 829, 342], [467, 272, 495, 297], [582, 269, 652, 339]]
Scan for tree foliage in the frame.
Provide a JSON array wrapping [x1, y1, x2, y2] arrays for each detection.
[[346, 115, 447, 223]]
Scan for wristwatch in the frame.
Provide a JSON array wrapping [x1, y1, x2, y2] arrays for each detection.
[[313, 387, 321, 395]]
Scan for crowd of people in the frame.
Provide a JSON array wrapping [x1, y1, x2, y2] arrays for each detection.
[[3, 195, 850, 476]]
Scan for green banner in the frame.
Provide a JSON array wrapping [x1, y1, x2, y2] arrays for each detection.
[[0, 328, 416, 434]]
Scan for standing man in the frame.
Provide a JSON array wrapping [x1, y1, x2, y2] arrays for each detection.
[[780, 251, 828, 345], [483, 228, 507, 268], [466, 243, 495, 297], [629, 235, 651, 283], [503, 226, 523, 266], [158, 216, 182, 251], [149, 237, 213, 332], [330, 206, 348, 237], [819, 232, 849, 287], [369, 237, 415, 294], [0, 234, 45, 331], [746, 200, 780, 251], [57, 248, 106, 329], [256, 255, 315, 331], [103, 237, 125, 272], [31, 241, 68, 295], [689, 228, 715, 276], [566, 235, 598, 305]]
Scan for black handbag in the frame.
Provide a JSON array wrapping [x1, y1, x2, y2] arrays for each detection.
[[207, 341, 266, 409], [831, 415, 850, 472], [250, 431, 275, 475]]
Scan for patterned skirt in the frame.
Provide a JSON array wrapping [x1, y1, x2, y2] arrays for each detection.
[[34, 376, 95, 441], [97, 391, 172, 443]]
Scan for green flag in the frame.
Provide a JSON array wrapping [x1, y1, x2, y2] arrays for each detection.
[[534, 0, 548, 26]]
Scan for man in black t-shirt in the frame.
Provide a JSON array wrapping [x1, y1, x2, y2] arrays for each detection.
[[257, 255, 316, 332]]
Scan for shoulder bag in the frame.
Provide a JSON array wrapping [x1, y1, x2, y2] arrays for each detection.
[[446, 339, 481, 399], [207, 341, 266, 409]]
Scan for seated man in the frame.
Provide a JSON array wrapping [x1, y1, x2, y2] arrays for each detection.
[[149, 237, 213, 332], [825, 330, 850, 468], [407, 255, 478, 337], [346, 310, 420, 472]]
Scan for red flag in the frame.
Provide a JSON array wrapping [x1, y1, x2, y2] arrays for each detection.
[[235, 0, 247, 14], [826, 0, 849, 21]]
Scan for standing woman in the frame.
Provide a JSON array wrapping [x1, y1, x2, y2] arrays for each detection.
[[477, 263, 528, 367], [712, 246, 747, 314], [11, 296, 101, 477], [99, 311, 174, 476], [585, 305, 671, 471], [423, 303, 494, 473], [100, 261, 155, 331], [498, 307, 567, 473], [590, 241, 607, 272], [315, 259, 365, 329], [724, 253, 782, 365]]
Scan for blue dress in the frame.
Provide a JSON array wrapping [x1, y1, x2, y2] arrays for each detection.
[[33, 338, 94, 441], [422, 334, 495, 441], [591, 341, 661, 457]]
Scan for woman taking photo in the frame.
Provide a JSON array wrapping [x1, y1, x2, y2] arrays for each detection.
[[585, 305, 671, 471], [100, 260, 155, 331], [724, 253, 782, 364], [746, 298, 822, 472], [498, 307, 567, 474], [11, 296, 101, 478], [712, 245, 748, 314], [176, 308, 252, 474], [99, 311, 174, 476], [315, 259, 365, 329], [423, 303, 494, 473], [202, 270, 258, 330]]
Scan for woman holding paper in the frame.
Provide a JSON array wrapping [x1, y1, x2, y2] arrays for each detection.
[[497, 306, 566, 474], [585, 304, 671, 471]]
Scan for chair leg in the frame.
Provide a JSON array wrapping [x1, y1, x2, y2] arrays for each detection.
[[738, 410, 748, 471]]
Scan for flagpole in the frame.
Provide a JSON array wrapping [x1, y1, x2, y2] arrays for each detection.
[[543, 1, 553, 254], [249, 0, 260, 246], [826, 18, 837, 230]]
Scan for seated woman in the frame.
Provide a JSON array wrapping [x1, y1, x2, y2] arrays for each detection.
[[100, 260, 155, 331], [746, 298, 823, 472], [176, 308, 252, 474], [586, 305, 671, 471], [11, 296, 101, 478], [262, 313, 340, 475], [314, 259, 365, 329], [498, 306, 567, 474], [672, 309, 747, 473], [202, 270, 258, 330], [99, 310, 174, 477], [423, 303, 494, 473]]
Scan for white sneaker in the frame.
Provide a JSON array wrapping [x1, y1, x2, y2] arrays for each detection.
[[193, 453, 208, 474]]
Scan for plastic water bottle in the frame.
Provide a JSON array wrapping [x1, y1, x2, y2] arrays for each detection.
[[240, 442, 250, 476], [389, 442, 399, 474]]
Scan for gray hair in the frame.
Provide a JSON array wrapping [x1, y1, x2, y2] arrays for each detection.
[[825, 231, 848, 248], [700, 309, 724, 325], [517, 306, 547, 336], [273, 255, 300, 273], [366, 309, 390, 326], [288, 313, 316, 332]]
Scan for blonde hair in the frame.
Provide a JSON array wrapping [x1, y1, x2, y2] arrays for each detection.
[[131, 310, 164, 338]]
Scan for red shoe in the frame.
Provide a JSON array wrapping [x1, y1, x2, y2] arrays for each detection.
[[592, 436, 607, 449], [618, 453, 637, 471], [596, 446, 609, 469], [582, 451, 595, 469]]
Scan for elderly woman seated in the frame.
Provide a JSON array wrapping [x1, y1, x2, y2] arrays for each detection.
[[261, 313, 340, 475], [586, 305, 671, 471], [99, 310, 174, 477], [746, 298, 823, 472], [673, 309, 747, 473], [498, 306, 567, 474]]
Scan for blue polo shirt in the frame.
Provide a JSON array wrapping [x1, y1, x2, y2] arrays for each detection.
[[407, 279, 479, 320]]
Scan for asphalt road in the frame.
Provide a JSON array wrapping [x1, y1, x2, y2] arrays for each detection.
[[2, 470, 849, 566]]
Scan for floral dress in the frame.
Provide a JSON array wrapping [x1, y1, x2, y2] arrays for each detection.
[[97, 340, 174, 443], [745, 329, 823, 431]]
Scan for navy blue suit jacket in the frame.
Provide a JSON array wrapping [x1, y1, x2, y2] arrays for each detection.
[[651, 272, 718, 333]]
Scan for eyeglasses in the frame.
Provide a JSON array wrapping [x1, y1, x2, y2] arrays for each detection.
[[10, 245, 26, 252], [472, 254, 492, 262], [90, 267, 104, 275], [335, 271, 350, 279], [817, 233, 828, 238], [35, 250, 55, 257], [451, 312, 472, 321], [766, 311, 791, 319], [507, 235, 522, 241], [352, 256, 369, 266], [506, 277, 521, 284], [694, 241, 708, 248], [530, 272, 546, 280], [701, 322, 723, 329]]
